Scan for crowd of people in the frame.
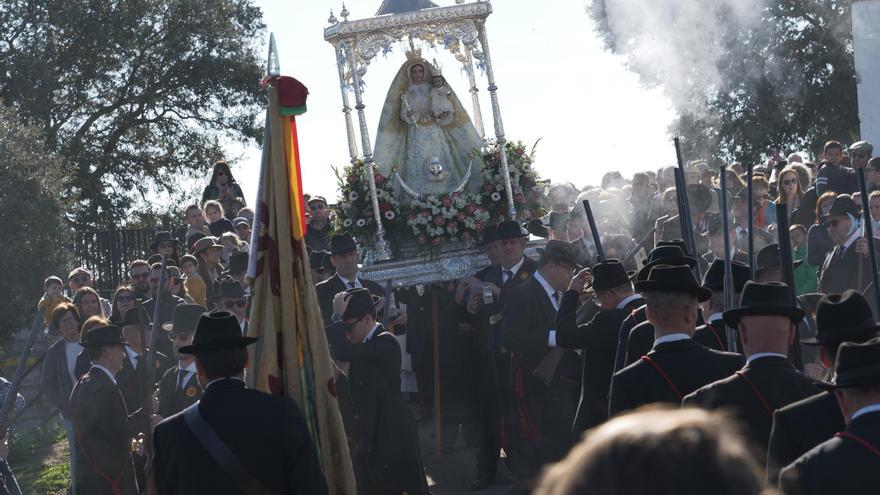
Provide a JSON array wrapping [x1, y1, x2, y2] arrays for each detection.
[[2, 139, 880, 494]]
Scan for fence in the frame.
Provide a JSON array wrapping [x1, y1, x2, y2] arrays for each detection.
[[73, 227, 187, 297]]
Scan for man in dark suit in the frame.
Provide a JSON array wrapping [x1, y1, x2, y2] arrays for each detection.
[[698, 212, 750, 275], [555, 259, 642, 433], [683, 281, 818, 466], [502, 240, 582, 481], [767, 290, 880, 483], [608, 265, 744, 417], [613, 242, 696, 372], [461, 221, 537, 490], [152, 311, 327, 494], [143, 262, 186, 357], [779, 338, 880, 494], [819, 195, 876, 296], [658, 183, 714, 256], [156, 304, 205, 419], [70, 324, 139, 495], [692, 259, 751, 352], [326, 288, 428, 494], [117, 307, 172, 418], [315, 233, 386, 326]]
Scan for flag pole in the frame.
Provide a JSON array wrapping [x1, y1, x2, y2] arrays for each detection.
[[432, 290, 442, 459]]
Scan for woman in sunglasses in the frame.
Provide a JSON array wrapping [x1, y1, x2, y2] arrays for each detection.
[[776, 166, 813, 227], [109, 286, 136, 325], [201, 160, 245, 220]]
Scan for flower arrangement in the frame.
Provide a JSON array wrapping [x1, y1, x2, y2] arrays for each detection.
[[478, 140, 545, 222], [405, 191, 492, 246], [331, 160, 401, 242]]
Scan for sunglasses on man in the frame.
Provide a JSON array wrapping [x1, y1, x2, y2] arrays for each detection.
[[70, 275, 88, 284]]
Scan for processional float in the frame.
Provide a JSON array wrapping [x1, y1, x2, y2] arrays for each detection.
[[324, 0, 543, 286]]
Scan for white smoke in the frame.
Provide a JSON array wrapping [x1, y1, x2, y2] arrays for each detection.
[[597, 0, 769, 114]]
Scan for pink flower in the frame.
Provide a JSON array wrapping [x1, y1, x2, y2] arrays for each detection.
[[417, 235, 427, 244], [434, 215, 446, 226], [484, 183, 495, 193], [514, 192, 525, 203], [432, 237, 442, 245], [474, 221, 484, 232], [421, 210, 430, 217], [379, 202, 391, 213], [465, 204, 476, 214], [457, 213, 466, 222], [374, 174, 384, 184], [347, 175, 357, 184], [450, 192, 461, 198], [442, 197, 453, 206]]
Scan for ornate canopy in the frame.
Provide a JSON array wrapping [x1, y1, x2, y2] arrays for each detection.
[[375, 0, 438, 16]]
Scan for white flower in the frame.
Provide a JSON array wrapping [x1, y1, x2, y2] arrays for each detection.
[[356, 218, 366, 227], [343, 218, 353, 227], [490, 192, 502, 202], [349, 191, 359, 201], [384, 210, 396, 220]]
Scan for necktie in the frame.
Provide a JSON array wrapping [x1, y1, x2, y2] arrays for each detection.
[[178, 369, 188, 390], [503, 270, 513, 283], [552, 291, 561, 308]]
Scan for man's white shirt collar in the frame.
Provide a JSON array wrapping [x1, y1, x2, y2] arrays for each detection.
[[125, 346, 140, 369], [532, 271, 559, 311], [746, 352, 787, 364], [616, 293, 642, 310], [363, 323, 381, 343], [92, 364, 117, 385], [502, 257, 525, 282], [852, 404, 880, 421], [653, 333, 690, 346], [337, 274, 361, 288]]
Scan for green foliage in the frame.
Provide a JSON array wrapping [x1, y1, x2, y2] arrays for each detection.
[[0, 0, 266, 228], [7, 422, 69, 494], [0, 104, 72, 336], [590, 0, 859, 162]]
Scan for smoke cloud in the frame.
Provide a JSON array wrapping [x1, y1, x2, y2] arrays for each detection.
[[593, 0, 769, 115]]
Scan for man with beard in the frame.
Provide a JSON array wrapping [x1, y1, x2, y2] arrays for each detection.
[[128, 260, 151, 301]]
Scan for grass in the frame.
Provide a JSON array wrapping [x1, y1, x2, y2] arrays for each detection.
[[7, 421, 70, 494]]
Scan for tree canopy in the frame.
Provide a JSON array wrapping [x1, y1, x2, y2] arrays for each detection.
[[590, 0, 859, 163], [0, 104, 71, 337], [0, 0, 266, 228]]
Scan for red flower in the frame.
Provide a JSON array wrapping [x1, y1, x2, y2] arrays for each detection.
[[448, 221, 458, 230], [417, 235, 428, 244], [432, 237, 443, 245], [514, 192, 525, 203], [450, 192, 461, 198], [374, 174, 385, 184], [484, 183, 495, 193], [347, 175, 357, 184], [474, 221, 484, 232], [379, 202, 391, 213], [457, 213, 466, 222], [434, 215, 446, 226], [442, 196, 453, 206], [465, 204, 476, 213], [421, 210, 430, 217]]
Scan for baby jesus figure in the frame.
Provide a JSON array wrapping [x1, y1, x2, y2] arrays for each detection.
[[429, 75, 454, 126]]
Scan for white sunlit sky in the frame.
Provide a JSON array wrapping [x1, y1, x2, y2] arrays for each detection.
[[231, 0, 677, 205]]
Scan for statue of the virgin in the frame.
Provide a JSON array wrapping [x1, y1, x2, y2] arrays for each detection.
[[373, 56, 485, 201]]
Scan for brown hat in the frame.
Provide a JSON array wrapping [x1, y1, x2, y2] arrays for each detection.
[[192, 236, 224, 255]]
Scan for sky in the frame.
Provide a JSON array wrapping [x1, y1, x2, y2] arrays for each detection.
[[232, 0, 677, 205]]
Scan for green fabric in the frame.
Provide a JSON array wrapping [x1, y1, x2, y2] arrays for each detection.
[[792, 245, 818, 295], [280, 104, 307, 116]]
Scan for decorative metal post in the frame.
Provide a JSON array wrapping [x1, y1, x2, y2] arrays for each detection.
[[476, 19, 516, 220], [346, 43, 392, 261], [463, 45, 485, 138], [333, 42, 360, 161]]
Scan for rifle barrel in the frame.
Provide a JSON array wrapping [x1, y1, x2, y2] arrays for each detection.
[[0, 309, 44, 430], [857, 168, 880, 317], [582, 200, 606, 263]]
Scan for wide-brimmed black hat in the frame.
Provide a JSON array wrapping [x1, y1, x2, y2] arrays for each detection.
[[150, 231, 179, 252], [217, 279, 245, 300], [494, 220, 529, 241], [341, 288, 381, 321], [634, 264, 712, 301], [723, 281, 804, 327], [162, 304, 208, 333], [822, 194, 860, 220], [309, 250, 330, 271], [525, 219, 549, 238], [537, 240, 583, 270], [480, 225, 499, 246], [227, 251, 248, 276], [819, 337, 880, 390], [80, 325, 127, 347], [636, 245, 697, 281], [591, 259, 636, 292], [802, 290, 880, 346], [121, 307, 151, 327], [178, 311, 257, 354], [330, 233, 357, 256], [754, 243, 804, 273], [702, 259, 752, 292]]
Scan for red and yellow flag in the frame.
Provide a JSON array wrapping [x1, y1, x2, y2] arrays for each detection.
[[247, 76, 356, 494]]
